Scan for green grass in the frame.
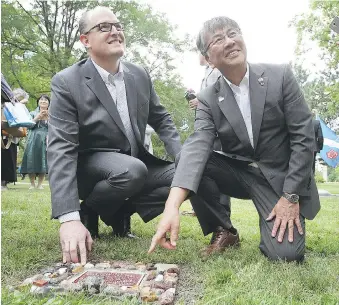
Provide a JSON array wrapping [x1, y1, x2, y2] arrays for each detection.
[[317, 182, 339, 194], [1, 183, 339, 305]]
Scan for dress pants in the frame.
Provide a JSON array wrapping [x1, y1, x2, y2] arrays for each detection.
[[190, 152, 305, 262], [77, 152, 174, 227]]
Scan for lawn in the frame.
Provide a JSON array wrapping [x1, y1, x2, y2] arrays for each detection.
[[318, 183, 339, 195], [1, 183, 339, 305]]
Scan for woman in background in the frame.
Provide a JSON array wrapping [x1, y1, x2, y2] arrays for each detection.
[[20, 95, 49, 189]]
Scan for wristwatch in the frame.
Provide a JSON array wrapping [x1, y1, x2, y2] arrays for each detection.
[[283, 192, 299, 204]]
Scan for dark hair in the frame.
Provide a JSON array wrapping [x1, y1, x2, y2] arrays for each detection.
[[196, 16, 242, 56], [37, 94, 50, 107]]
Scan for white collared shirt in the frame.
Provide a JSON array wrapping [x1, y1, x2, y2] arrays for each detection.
[[92, 60, 123, 106], [223, 64, 253, 148]]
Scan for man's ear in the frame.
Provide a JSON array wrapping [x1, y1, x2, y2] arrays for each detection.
[[80, 34, 90, 49], [206, 56, 215, 68]]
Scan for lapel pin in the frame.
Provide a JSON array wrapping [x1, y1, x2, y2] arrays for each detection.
[[218, 96, 224, 102], [258, 77, 264, 86]]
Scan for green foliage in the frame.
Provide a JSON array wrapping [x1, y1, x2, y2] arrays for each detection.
[[1, 0, 195, 157], [315, 171, 325, 183], [1, 0, 192, 106], [290, 1, 339, 125], [151, 78, 195, 159], [328, 166, 339, 182]]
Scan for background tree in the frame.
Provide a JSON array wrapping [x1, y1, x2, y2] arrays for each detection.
[[2, 0, 196, 158], [290, 1, 339, 127]]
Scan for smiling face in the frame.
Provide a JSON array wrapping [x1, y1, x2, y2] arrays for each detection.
[[205, 27, 247, 73], [38, 97, 49, 110], [80, 8, 125, 61]]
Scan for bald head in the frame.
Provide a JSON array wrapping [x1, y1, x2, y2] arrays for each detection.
[[79, 6, 115, 34]]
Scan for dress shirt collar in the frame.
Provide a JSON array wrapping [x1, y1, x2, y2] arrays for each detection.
[[223, 63, 250, 93], [92, 59, 124, 85]]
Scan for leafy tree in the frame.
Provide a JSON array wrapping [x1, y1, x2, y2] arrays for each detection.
[[1, 0, 191, 106], [290, 1, 339, 124], [1, 0, 195, 158]]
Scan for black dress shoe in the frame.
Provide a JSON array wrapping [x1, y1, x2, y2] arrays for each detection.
[[80, 202, 99, 238], [112, 213, 138, 238]]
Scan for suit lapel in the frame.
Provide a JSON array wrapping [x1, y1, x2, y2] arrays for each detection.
[[216, 77, 253, 153], [123, 68, 142, 144], [249, 64, 268, 151], [83, 58, 127, 138]]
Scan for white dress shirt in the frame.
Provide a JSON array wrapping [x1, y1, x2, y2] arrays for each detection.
[[223, 64, 253, 147]]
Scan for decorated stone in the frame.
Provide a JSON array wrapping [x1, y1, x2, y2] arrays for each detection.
[[19, 260, 180, 303], [159, 288, 176, 305]]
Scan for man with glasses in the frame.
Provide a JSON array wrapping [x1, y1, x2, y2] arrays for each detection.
[[48, 6, 182, 264], [149, 16, 320, 262]]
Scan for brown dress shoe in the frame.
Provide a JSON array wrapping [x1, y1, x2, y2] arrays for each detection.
[[202, 226, 240, 257]]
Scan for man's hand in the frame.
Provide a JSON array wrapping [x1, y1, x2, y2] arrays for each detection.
[[148, 207, 180, 253], [266, 196, 303, 243], [189, 98, 199, 110], [59, 220, 93, 265]]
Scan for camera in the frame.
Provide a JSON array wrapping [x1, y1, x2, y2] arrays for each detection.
[[330, 16, 339, 34], [184, 90, 196, 102]]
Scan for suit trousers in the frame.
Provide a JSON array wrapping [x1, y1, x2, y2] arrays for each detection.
[[190, 152, 305, 262], [77, 152, 174, 226]]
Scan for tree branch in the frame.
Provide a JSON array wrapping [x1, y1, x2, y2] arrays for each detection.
[[16, 0, 48, 38]]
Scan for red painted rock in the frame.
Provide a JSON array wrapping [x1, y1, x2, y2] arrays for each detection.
[[32, 279, 48, 287]]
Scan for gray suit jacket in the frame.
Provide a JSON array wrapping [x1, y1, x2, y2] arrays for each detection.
[[48, 58, 182, 218], [172, 63, 320, 220]]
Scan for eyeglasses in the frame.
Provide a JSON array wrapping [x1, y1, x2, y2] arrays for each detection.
[[84, 22, 124, 35], [204, 29, 241, 54]]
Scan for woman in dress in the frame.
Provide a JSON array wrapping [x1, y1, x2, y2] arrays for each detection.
[[20, 95, 49, 189]]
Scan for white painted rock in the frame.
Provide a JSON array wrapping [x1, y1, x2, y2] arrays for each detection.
[[58, 268, 67, 275], [95, 262, 111, 269], [155, 274, 164, 282], [84, 263, 94, 269]]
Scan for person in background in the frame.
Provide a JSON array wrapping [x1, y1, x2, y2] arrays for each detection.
[[20, 95, 49, 189], [13, 88, 29, 105], [1, 76, 24, 190]]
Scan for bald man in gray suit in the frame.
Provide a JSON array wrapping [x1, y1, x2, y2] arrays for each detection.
[[48, 7, 182, 264], [149, 16, 320, 262]]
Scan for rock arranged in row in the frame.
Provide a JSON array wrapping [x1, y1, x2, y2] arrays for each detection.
[[17, 261, 179, 304]]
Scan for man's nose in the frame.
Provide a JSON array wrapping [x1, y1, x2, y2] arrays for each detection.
[[223, 36, 235, 48], [109, 25, 120, 35]]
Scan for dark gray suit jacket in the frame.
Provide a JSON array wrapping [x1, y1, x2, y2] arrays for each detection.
[[172, 63, 320, 220], [48, 58, 182, 218]]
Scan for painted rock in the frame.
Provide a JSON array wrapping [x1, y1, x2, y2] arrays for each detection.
[[146, 271, 157, 281], [49, 273, 68, 285], [72, 266, 84, 274], [84, 263, 94, 269], [95, 263, 111, 269], [159, 288, 175, 305], [155, 264, 179, 275], [102, 285, 123, 296], [155, 274, 164, 282], [32, 280, 48, 287], [58, 268, 67, 275]]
